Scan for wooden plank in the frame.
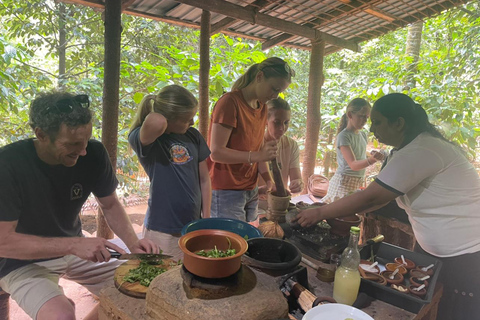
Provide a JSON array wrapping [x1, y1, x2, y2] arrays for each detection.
[[174, 0, 360, 52]]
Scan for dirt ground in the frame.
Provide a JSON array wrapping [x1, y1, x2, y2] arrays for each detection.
[[8, 204, 147, 320]]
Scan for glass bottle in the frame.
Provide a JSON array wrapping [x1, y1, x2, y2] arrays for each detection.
[[332, 226, 361, 305]]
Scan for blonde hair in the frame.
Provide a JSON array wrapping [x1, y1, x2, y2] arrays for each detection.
[[337, 98, 371, 134], [232, 57, 294, 91], [130, 85, 198, 133], [266, 98, 291, 118]]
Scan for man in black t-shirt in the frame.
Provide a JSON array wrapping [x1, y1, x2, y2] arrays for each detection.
[[0, 92, 159, 320]]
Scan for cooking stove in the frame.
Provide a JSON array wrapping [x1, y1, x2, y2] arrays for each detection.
[[281, 221, 349, 262]]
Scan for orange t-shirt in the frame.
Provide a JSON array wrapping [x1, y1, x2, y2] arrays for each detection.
[[207, 90, 267, 190]]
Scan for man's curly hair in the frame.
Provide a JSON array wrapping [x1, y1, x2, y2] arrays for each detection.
[[29, 91, 92, 140]]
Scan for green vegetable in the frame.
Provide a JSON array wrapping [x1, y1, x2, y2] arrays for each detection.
[[196, 246, 236, 258], [243, 235, 249, 240], [123, 260, 167, 287]]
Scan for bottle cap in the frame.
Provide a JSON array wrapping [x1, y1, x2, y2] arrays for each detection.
[[350, 226, 360, 234]]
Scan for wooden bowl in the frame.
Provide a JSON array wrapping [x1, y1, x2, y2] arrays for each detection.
[[362, 271, 387, 286], [410, 276, 429, 288], [179, 229, 248, 278], [394, 257, 416, 270], [327, 214, 361, 236], [385, 263, 407, 275], [380, 270, 404, 285], [410, 269, 429, 279], [391, 284, 409, 294], [359, 260, 380, 274], [408, 284, 427, 298], [415, 265, 434, 276]]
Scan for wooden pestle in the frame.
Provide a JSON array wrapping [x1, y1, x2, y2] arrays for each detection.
[[271, 158, 288, 197]]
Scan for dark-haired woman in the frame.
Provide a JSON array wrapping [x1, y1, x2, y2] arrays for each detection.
[[295, 93, 480, 320], [207, 57, 294, 222]]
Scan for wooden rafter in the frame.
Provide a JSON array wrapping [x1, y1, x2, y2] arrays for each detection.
[[173, 0, 360, 52], [211, 0, 271, 35]]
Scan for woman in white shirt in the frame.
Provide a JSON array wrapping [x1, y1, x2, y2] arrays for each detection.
[[295, 93, 480, 320]]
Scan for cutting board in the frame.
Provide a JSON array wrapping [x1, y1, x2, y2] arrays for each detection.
[[113, 259, 177, 299]]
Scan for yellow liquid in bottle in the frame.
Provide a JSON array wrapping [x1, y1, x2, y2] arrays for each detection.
[[333, 266, 361, 305]]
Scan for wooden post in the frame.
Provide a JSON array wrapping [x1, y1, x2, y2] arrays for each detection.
[[301, 40, 325, 194], [98, 0, 122, 239], [198, 10, 211, 138]]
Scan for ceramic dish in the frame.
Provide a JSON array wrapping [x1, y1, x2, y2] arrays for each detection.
[[303, 303, 374, 320]]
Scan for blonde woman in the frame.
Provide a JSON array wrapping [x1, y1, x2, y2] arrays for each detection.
[[207, 57, 294, 222]]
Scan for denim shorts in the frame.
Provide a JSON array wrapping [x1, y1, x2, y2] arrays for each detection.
[[211, 188, 259, 222]]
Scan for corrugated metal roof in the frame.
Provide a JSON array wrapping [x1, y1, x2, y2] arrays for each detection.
[[65, 0, 469, 54]]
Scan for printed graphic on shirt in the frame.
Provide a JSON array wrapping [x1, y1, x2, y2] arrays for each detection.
[[71, 183, 83, 200], [169, 143, 193, 165]]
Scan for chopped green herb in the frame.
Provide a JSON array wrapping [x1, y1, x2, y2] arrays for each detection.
[[123, 260, 167, 287], [243, 235, 249, 240], [196, 246, 236, 258]]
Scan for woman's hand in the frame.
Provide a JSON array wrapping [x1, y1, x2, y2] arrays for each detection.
[[370, 150, 385, 161], [293, 207, 323, 228], [289, 179, 304, 193], [256, 140, 278, 162]]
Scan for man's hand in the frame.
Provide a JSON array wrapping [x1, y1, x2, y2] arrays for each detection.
[[129, 238, 160, 254], [70, 237, 126, 263], [293, 207, 322, 228]]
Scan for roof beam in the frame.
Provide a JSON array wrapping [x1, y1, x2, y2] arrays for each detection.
[[262, 33, 294, 50], [211, 0, 270, 35], [173, 0, 360, 52]]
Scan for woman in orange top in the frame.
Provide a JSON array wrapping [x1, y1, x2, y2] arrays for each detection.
[[207, 57, 294, 222]]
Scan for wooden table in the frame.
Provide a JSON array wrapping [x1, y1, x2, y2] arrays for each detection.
[[301, 254, 443, 320]]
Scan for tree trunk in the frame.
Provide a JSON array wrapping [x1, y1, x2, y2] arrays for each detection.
[[403, 21, 423, 90], [98, 0, 122, 239], [198, 10, 211, 139], [58, 2, 66, 89], [301, 40, 325, 194]]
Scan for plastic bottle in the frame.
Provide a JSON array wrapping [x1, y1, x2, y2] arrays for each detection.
[[333, 226, 361, 305]]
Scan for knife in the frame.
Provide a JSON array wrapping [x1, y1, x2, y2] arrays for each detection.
[[109, 251, 173, 262]]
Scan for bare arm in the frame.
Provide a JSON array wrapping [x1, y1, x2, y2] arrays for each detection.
[[288, 167, 303, 193], [199, 160, 211, 218], [139, 112, 168, 146], [0, 220, 127, 262], [258, 161, 274, 193], [96, 192, 159, 254], [340, 145, 377, 171], [294, 181, 399, 228], [209, 123, 277, 164]]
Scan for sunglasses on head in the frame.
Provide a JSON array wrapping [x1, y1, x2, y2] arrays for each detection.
[[261, 63, 296, 77], [45, 94, 90, 114]]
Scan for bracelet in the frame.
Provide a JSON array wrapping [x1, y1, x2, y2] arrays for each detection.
[[248, 151, 252, 165]]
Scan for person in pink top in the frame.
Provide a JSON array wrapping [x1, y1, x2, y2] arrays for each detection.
[[207, 57, 294, 222]]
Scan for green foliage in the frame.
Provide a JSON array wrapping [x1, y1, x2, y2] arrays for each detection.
[[0, 0, 479, 194]]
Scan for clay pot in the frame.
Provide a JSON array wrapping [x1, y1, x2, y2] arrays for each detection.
[[179, 229, 248, 278], [391, 284, 409, 293], [408, 284, 427, 298], [326, 214, 361, 237], [267, 191, 291, 212], [242, 238, 302, 276], [362, 271, 387, 286], [410, 269, 429, 279], [410, 276, 429, 288], [385, 263, 408, 275], [316, 267, 335, 282], [415, 265, 434, 276], [380, 270, 404, 285], [394, 257, 416, 270], [359, 260, 380, 274]]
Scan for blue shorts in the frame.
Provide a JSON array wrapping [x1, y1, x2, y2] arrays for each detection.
[[211, 188, 259, 222]]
